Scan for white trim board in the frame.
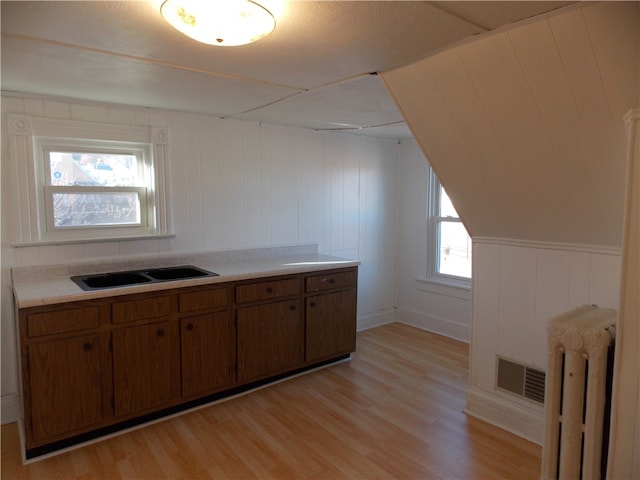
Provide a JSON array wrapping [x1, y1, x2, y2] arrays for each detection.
[[1, 393, 21, 425], [473, 236, 621, 256], [357, 309, 395, 332], [465, 385, 544, 445], [396, 307, 470, 343]]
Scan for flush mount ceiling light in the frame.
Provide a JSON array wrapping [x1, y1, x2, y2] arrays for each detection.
[[160, 0, 276, 46]]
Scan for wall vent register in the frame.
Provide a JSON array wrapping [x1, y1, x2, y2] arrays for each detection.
[[496, 356, 545, 404]]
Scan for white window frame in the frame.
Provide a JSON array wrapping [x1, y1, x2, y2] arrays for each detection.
[[427, 166, 471, 289], [7, 114, 172, 245]]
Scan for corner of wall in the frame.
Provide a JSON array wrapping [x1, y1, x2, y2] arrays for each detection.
[[465, 385, 544, 445], [396, 307, 470, 343], [357, 308, 396, 332], [1, 393, 21, 425]]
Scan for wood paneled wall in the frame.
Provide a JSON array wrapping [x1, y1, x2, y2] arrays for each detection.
[[382, 1, 639, 247], [383, 1, 635, 443], [0, 96, 399, 420], [469, 239, 620, 443]]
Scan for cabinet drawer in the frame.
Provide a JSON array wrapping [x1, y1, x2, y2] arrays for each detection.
[[179, 287, 229, 313], [305, 270, 357, 293], [112, 295, 172, 324], [27, 306, 101, 337], [235, 278, 300, 303]]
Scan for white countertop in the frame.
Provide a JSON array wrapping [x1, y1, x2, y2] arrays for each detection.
[[12, 247, 359, 309]]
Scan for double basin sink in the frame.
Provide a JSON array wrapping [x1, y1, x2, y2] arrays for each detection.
[[72, 265, 218, 291]]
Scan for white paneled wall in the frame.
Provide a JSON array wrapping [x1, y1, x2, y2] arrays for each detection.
[[382, 2, 634, 443], [382, 1, 639, 247], [394, 140, 472, 341], [468, 239, 621, 443], [1, 95, 398, 420]]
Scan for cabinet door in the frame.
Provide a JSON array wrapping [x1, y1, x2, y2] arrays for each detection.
[[237, 300, 303, 383], [112, 321, 177, 417], [28, 334, 103, 442], [181, 312, 234, 398], [306, 289, 357, 363]]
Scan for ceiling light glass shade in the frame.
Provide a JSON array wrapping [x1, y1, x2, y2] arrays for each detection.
[[160, 0, 276, 46]]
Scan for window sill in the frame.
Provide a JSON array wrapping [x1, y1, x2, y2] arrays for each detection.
[[11, 233, 176, 248], [415, 275, 472, 301]]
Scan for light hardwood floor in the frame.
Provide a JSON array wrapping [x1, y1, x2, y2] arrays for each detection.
[[1, 323, 542, 479]]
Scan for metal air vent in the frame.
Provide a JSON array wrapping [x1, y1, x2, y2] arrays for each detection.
[[496, 356, 545, 404]]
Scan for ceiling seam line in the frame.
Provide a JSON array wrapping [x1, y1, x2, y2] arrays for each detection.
[[222, 92, 305, 118], [314, 120, 406, 132], [229, 71, 390, 119], [223, 69, 389, 117], [424, 1, 492, 31], [1, 32, 306, 92]]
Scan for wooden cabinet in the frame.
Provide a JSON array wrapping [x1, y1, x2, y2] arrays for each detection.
[[111, 293, 179, 418], [17, 265, 357, 457], [112, 295, 172, 324], [26, 305, 100, 337], [236, 277, 303, 383], [305, 269, 358, 363], [179, 285, 234, 398], [112, 320, 178, 417], [26, 333, 103, 442], [236, 278, 299, 303], [237, 300, 303, 383], [19, 301, 110, 449]]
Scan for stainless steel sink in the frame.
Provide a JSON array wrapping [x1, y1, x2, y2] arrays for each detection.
[[72, 265, 218, 291]]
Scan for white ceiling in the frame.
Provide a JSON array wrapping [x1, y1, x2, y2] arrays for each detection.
[[1, 1, 575, 140]]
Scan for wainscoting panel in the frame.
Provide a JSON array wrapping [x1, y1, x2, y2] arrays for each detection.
[[468, 238, 621, 443]]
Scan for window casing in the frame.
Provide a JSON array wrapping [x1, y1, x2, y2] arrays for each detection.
[[8, 114, 171, 244], [427, 166, 472, 288]]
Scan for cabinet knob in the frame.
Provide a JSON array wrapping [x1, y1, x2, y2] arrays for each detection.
[[83, 342, 92, 351], [310, 301, 316, 308], [329, 278, 336, 284], [266, 287, 273, 294], [289, 304, 297, 311], [157, 328, 165, 337], [187, 323, 194, 331]]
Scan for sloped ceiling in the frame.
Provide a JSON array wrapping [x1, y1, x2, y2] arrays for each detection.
[[382, 1, 639, 247]]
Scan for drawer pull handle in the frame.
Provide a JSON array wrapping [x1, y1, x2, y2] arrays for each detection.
[[187, 324, 194, 331], [329, 278, 336, 284], [83, 342, 92, 351], [310, 301, 316, 308], [290, 305, 297, 311], [266, 287, 273, 294], [157, 329, 165, 337]]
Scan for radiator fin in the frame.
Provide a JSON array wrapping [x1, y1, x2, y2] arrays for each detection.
[[541, 304, 616, 480]]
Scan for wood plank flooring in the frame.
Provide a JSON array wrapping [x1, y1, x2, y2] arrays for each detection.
[[1, 323, 542, 479]]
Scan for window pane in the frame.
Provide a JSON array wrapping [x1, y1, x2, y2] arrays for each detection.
[[52, 192, 141, 227], [49, 152, 139, 187], [439, 186, 459, 218], [438, 221, 472, 278]]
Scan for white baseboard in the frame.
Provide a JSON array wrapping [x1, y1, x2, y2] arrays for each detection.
[[357, 308, 395, 331], [465, 385, 544, 445], [1, 393, 21, 425], [395, 307, 470, 342]]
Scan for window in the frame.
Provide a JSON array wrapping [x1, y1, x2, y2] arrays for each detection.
[[8, 114, 172, 244], [428, 166, 472, 286], [41, 143, 151, 233]]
